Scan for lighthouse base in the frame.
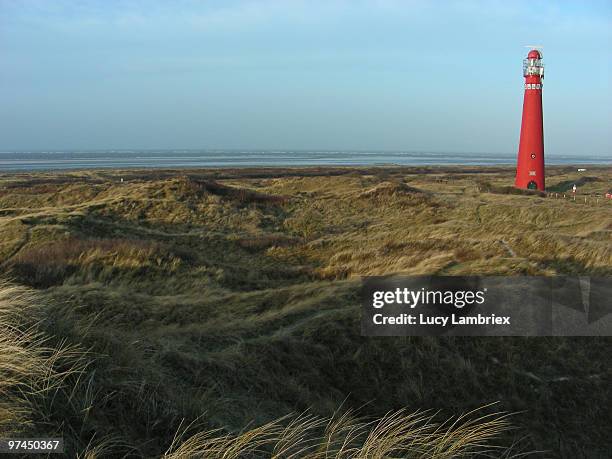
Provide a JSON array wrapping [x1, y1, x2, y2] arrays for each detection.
[[514, 175, 544, 192]]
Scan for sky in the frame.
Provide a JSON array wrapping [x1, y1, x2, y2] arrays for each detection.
[[1, 0, 611, 156]]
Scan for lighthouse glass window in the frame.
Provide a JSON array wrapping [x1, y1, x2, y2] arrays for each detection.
[[523, 59, 544, 77]]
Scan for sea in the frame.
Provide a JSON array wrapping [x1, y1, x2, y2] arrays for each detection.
[[0, 150, 609, 171]]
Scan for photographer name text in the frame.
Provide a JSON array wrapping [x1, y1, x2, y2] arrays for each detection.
[[372, 313, 510, 326]]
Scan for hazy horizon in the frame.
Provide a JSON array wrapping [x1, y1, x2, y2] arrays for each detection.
[[1, 1, 611, 156]]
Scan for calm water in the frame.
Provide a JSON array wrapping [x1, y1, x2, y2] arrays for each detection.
[[0, 150, 609, 171]]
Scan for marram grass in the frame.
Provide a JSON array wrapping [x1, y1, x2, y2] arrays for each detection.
[[0, 280, 86, 436], [161, 406, 519, 459], [1, 167, 609, 456], [1, 280, 522, 458]]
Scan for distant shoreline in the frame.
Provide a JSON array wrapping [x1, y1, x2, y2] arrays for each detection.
[[1, 164, 610, 179], [1, 150, 609, 172]]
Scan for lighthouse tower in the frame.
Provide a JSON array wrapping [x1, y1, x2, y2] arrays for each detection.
[[515, 49, 545, 190]]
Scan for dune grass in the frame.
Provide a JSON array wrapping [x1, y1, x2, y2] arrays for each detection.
[[163, 406, 519, 459], [0, 281, 86, 437], [1, 280, 523, 458], [0, 165, 610, 456]]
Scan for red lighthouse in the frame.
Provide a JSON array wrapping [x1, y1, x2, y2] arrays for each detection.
[[515, 49, 545, 190]]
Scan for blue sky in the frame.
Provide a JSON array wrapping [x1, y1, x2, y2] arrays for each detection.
[[1, 0, 610, 156]]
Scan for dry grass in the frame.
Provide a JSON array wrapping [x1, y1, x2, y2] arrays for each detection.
[[164, 406, 517, 459], [0, 280, 85, 436], [236, 234, 302, 251], [0, 280, 522, 458], [8, 237, 186, 287], [0, 166, 610, 456]]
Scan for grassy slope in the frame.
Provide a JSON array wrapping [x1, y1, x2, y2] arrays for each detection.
[[0, 165, 610, 457]]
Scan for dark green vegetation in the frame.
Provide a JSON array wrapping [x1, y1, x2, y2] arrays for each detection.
[[1, 165, 611, 457]]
